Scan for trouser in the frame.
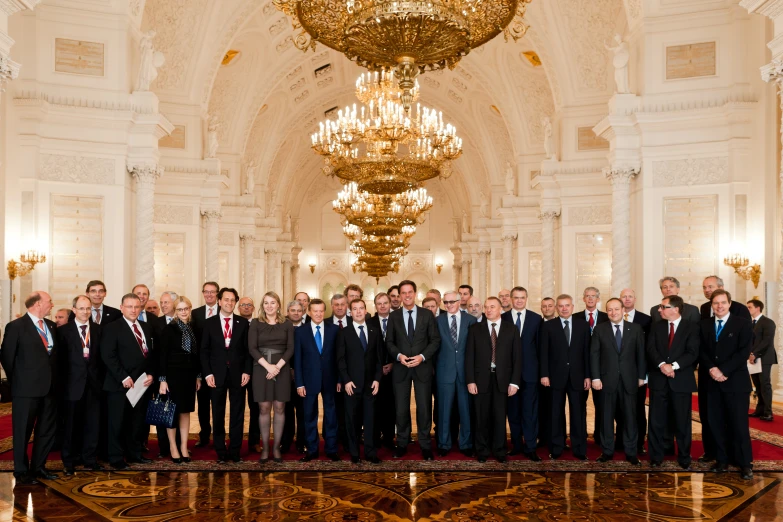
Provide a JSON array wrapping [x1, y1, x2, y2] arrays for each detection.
[[751, 364, 774, 416], [373, 372, 396, 446], [196, 383, 212, 443], [436, 379, 472, 450], [62, 386, 101, 467], [303, 389, 337, 455], [599, 388, 638, 458], [280, 375, 305, 450], [648, 387, 692, 464], [698, 371, 716, 457], [210, 384, 246, 458], [12, 394, 57, 477], [345, 387, 377, 458], [589, 388, 603, 446], [107, 387, 151, 464], [474, 373, 509, 459], [508, 381, 538, 452], [538, 384, 553, 447], [394, 373, 433, 450], [247, 383, 260, 447], [708, 389, 753, 468], [550, 382, 586, 457]]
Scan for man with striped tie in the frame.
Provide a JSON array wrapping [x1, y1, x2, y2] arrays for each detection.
[[369, 292, 396, 449]]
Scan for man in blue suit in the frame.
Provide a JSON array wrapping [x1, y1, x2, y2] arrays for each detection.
[[502, 286, 543, 461], [435, 291, 477, 457], [295, 298, 340, 462]]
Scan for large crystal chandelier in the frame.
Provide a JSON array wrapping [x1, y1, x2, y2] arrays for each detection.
[[274, 0, 533, 109], [333, 182, 433, 236]]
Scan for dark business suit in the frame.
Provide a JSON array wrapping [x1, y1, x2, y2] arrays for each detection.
[[651, 302, 701, 323], [369, 313, 396, 448], [615, 310, 652, 453], [191, 304, 217, 444], [750, 315, 777, 417], [280, 320, 305, 453], [336, 322, 383, 458], [465, 320, 522, 459], [58, 320, 104, 469], [199, 314, 250, 460], [502, 309, 542, 454], [539, 316, 591, 457], [573, 309, 608, 447], [700, 300, 752, 321], [101, 318, 157, 465], [295, 322, 340, 456], [1, 315, 59, 478], [386, 306, 441, 450], [699, 315, 754, 467], [646, 318, 699, 465], [590, 321, 646, 458], [436, 311, 477, 451], [88, 304, 122, 325], [328, 315, 352, 450]]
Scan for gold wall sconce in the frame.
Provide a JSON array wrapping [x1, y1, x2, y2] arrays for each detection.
[[723, 254, 761, 288], [436, 262, 443, 274], [309, 263, 316, 273], [8, 250, 47, 280]]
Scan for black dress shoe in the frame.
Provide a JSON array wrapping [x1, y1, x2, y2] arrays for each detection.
[[626, 456, 641, 466], [760, 415, 774, 422], [524, 451, 542, 462], [15, 476, 40, 485], [710, 462, 728, 473], [496, 456, 506, 463], [650, 461, 662, 468], [172, 458, 182, 464], [300, 453, 318, 462], [574, 454, 587, 461], [596, 454, 612, 463], [393, 446, 407, 458], [740, 467, 754, 480], [111, 461, 130, 470], [678, 460, 692, 470], [460, 448, 475, 458], [698, 454, 716, 463], [88, 463, 105, 471], [507, 448, 523, 456], [367, 456, 381, 464], [437, 449, 449, 457], [477, 456, 487, 463], [351, 456, 360, 464], [63, 467, 75, 476], [422, 449, 434, 461], [749, 411, 762, 418], [638, 448, 647, 456], [326, 453, 340, 462], [231, 456, 241, 463], [37, 469, 59, 480], [549, 453, 561, 460], [194, 440, 210, 448]]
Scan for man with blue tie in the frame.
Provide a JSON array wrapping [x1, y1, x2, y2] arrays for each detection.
[[435, 291, 477, 457], [295, 298, 340, 461], [133, 284, 162, 334], [502, 286, 543, 461]]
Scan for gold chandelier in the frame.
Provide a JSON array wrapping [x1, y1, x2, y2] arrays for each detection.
[[274, 0, 533, 110], [333, 182, 433, 236], [356, 70, 419, 105]]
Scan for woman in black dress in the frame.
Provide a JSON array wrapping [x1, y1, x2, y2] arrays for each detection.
[[158, 296, 200, 463]]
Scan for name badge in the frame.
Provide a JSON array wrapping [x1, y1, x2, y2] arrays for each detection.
[[225, 337, 231, 348]]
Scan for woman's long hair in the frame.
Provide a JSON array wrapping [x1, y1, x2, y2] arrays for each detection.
[[172, 296, 193, 324], [257, 291, 285, 324]]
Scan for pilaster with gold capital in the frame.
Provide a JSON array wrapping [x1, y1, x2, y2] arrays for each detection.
[[538, 209, 560, 299], [129, 163, 163, 294]]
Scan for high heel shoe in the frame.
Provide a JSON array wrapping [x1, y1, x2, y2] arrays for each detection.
[[181, 456, 191, 463], [171, 457, 182, 464], [259, 452, 269, 464], [273, 450, 283, 464]]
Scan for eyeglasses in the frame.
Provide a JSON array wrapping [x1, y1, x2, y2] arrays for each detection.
[[659, 305, 675, 309], [443, 300, 459, 305], [203, 290, 217, 295], [238, 304, 254, 308], [175, 307, 191, 312]]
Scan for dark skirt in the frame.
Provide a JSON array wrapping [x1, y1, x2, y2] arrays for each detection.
[[165, 367, 198, 413]]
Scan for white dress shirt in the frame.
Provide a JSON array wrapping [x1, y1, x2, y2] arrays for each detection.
[[486, 319, 518, 388], [27, 312, 53, 348], [332, 315, 348, 328], [657, 316, 682, 370], [91, 304, 105, 323], [122, 316, 148, 384], [352, 321, 368, 339], [205, 304, 219, 318], [398, 306, 425, 361], [623, 309, 636, 322], [511, 308, 527, 335]]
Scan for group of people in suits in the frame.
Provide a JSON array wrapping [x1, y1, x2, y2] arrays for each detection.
[[0, 272, 772, 482]]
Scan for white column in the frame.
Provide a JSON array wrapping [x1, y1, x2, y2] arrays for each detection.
[[201, 209, 222, 283], [605, 167, 638, 295], [240, 233, 255, 299], [478, 247, 490, 302], [282, 255, 292, 303], [540, 209, 560, 299], [502, 233, 517, 290], [291, 246, 302, 298], [451, 247, 462, 290], [129, 164, 162, 293], [461, 259, 472, 286], [265, 248, 278, 296]]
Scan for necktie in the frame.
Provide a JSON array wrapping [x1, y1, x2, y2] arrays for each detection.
[[358, 325, 367, 351], [715, 319, 724, 341], [207, 307, 214, 318], [315, 325, 323, 354], [588, 312, 594, 329], [338, 319, 343, 329], [624, 313, 629, 322], [382, 318, 387, 339], [80, 324, 90, 358], [407, 310, 414, 344], [515, 312, 522, 335], [224, 317, 232, 349], [614, 324, 622, 353], [490, 323, 497, 365], [563, 320, 571, 346], [93, 308, 101, 324], [132, 323, 147, 356], [167, 316, 173, 324], [668, 322, 675, 350], [36, 320, 50, 353], [139, 311, 145, 322], [450, 315, 458, 346], [753, 319, 757, 326]]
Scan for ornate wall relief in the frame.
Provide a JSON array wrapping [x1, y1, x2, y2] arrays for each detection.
[[54, 38, 104, 76], [652, 157, 728, 187], [39, 154, 115, 185], [568, 205, 612, 226], [153, 204, 193, 225]]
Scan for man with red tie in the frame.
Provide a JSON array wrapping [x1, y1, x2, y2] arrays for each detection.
[[101, 293, 157, 470], [85, 280, 121, 325], [1, 291, 60, 484], [191, 281, 220, 447]]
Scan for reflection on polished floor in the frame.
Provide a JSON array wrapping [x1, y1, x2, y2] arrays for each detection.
[[1, 471, 782, 521]]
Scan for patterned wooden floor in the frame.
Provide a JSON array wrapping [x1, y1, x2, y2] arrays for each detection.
[[1, 471, 782, 521]]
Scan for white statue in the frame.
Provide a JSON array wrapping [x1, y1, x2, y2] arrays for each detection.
[[135, 31, 165, 92], [244, 161, 256, 195], [479, 192, 488, 218], [504, 161, 515, 196], [461, 210, 469, 234], [206, 116, 220, 158], [542, 116, 555, 159], [284, 212, 291, 233], [605, 33, 630, 94]]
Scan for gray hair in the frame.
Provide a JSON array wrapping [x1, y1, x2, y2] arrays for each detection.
[[287, 300, 303, 311], [160, 291, 179, 301], [659, 276, 680, 289], [583, 287, 600, 298], [443, 290, 459, 300], [331, 293, 346, 303], [704, 275, 725, 287]]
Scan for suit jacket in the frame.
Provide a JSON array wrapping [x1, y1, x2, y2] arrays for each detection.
[[573, 309, 609, 334], [651, 302, 701, 323], [101, 318, 157, 393], [327, 315, 352, 329], [700, 300, 752, 321], [589, 321, 646, 394], [539, 316, 591, 389], [160, 321, 200, 373], [436, 311, 477, 384], [465, 320, 522, 392], [646, 319, 699, 393], [199, 314, 250, 388], [70, 304, 121, 325], [501, 309, 542, 383], [336, 322, 383, 392], [699, 315, 754, 393], [57, 320, 104, 400], [294, 322, 339, 392], [751, 315, 777, 365], [631, 310, 652, 337], [191, 305, 218, 344], [368, 314, 392, 365], [386, 306, 441, 383], [138, 310, 164, 337], [0, 315, 58, 397]]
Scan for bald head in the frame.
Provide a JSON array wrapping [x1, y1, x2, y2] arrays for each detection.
[[619, 288, 636, 312], [467, 295, 483, 319]]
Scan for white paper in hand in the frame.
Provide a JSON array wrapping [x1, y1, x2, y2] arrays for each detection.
[[748, 359, 762, 375], [126, 372, 149, 407]]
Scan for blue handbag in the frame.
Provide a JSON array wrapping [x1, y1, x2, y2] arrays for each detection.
[[145, 394, 177, 429]]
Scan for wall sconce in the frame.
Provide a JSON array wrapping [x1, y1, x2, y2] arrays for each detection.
[[309, 263, 316, 273], [8, 250, 47, 280], [435, 262, 443, 274], [723, 254, 761, 288]]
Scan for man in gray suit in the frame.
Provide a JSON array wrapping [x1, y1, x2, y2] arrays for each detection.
[[386, 280, 441, 460], [747, 299, 777, 421], [650, 276, 701, 323], [590, 298, 646, 465], [435, 291, 477, 457]]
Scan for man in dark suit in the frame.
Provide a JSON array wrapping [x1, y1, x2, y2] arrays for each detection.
[[466, 297, 522, 462], [101, 293, 157, 470], [200, 287, 250, 463], [539, 294, 590, 460], [1, 291, 59, 484], [699, 289, 754, 480], [369, 292, 396, 449], [133, 284, 162, 332], [747, 299, 777, 421], [295, 298, 340, 461], [649, 277, 701, 323], [58, 295, 105, 475], [590, 298, 646, 464], [646, 295, 699, 469], [85, 280, 122, 325], [700, 276, 752, 321], [336, 299, 383, 463], [502, 286, 543, 461], [538, 297, 557, 449], [295, 292, 313, 324], [191, 281, 220, 447], [386, 280, 441, 460], [279, 299, 305, 454], [435, 291, 477, 457], [540, 294, 591, 460], [327, 294, 352, 451]]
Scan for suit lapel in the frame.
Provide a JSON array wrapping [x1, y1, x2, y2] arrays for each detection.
[[620, 323, 631, 352]]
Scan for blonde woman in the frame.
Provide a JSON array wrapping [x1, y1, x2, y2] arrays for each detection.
[[249, 291, 294, 463], [158, 296, 200, 463]]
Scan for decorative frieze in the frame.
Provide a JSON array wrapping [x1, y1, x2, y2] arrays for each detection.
[[39, 154, 115, 185], [568, 205, 612, 226], [153, 204, 193, 225], [652, 157, 728, 187]]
